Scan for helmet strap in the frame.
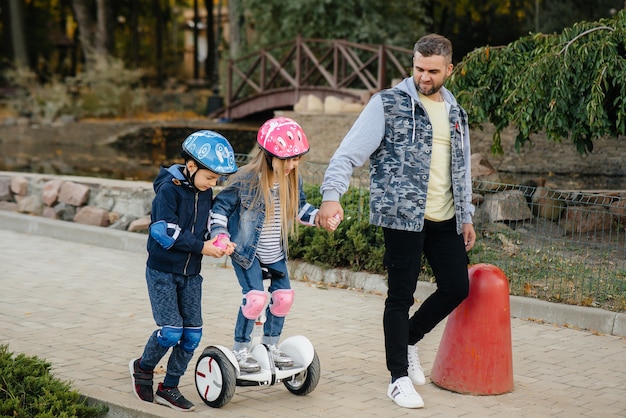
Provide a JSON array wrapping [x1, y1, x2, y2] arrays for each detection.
[[183, 160, 200, 192]]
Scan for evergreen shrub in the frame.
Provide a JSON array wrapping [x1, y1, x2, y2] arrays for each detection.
[[290, 184, 386, 274], [0, 345, 108, 418]]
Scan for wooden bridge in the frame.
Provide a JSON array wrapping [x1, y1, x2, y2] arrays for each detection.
[[212, 36, 413, 119]]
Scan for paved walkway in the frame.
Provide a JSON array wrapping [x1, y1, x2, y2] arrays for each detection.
[[1, 221, 625, 417]]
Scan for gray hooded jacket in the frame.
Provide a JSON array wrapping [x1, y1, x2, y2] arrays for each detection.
[[320, 77, 474, 234]]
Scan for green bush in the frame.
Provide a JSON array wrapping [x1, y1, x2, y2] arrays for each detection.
[[291, 183, 435, 279], [0, 345, 107, 418], [67, 57, 146, 118], [2, 67, 73, 121], [2, 57, 146, 121], [290, 184, 385, 274]]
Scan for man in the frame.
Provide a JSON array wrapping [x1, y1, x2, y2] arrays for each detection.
[[318, 34, 476, 409]]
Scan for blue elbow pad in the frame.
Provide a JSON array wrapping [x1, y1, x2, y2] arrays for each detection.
[[150, 220, 181, 250]]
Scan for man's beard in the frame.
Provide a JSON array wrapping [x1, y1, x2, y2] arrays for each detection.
[[417, 82, 443, 96]]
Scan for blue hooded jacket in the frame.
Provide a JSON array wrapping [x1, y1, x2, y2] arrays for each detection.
[[146, 164, 212, 276]]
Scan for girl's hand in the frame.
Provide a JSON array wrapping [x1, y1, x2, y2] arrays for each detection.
[[202, 239, 225, 257], [212, 234, 237, 256]]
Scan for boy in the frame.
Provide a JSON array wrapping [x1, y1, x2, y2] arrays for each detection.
[[129, 130, 237, 412]]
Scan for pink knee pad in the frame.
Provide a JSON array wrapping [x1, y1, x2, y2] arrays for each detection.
[[241, 290, 267, 320], [269, 289, 295, 317]]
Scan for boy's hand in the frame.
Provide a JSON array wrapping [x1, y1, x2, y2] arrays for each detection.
[[202, 239, 225, 257], [211, 234, 237, 256]]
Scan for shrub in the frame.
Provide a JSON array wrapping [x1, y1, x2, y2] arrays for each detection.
[[290, 184, 385, 274], [1, 57, 146, 121], [0, 344, 108, 418], [67, 57, 146, 118], [2, 67, 73, 121]]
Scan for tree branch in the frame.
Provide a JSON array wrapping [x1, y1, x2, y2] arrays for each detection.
[[559, 26, 615, 56]]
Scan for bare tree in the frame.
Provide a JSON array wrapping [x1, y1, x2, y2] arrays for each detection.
[[69, 0, 115, 69], [7, 0, 30, 67], [227, 0, 244, 58]]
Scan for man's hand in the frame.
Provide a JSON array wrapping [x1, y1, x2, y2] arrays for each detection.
[[462, 223, 476, 251], [318, 201, 344, 232]]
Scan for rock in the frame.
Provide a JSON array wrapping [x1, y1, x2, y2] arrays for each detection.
[[10, 176, 29, 196], [59, 181, 90, 206], [609, 199, 626, 222], [53, 202, 77, 222], [481, 190, 533, 223], [128, 216, 151, 232], [529, 187, 565, 221], [17, 194, 44, 215], [562, 205, 613, 235], [42, 179, 64, 206], [42, 206, 58, 219], [471, 153, 501, 183], [74, 206, 110, 227], [0, 178, 12, 201], [0, 201, 18, 211], [109, 214, 138, 231]]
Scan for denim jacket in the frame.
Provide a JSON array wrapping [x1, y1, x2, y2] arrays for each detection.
[[210, 172, 318, 269], [321, 77, 474, 234]]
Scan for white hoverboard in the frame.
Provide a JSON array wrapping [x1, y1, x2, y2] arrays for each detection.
[[194, 269, 321, 408]]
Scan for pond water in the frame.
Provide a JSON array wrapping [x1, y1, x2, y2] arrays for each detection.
[[0, 124, 258, 182]]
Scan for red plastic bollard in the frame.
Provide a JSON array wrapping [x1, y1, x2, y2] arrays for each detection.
[[430, 263, 514, 395]]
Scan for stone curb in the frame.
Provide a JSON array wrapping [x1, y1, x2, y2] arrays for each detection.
[[2, 210, 625, 339]]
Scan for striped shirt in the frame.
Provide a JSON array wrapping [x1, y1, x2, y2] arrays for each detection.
[[256, 185, 284, 264]]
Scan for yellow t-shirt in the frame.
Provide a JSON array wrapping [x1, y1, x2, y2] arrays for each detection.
[[419, 93, 455, 221]]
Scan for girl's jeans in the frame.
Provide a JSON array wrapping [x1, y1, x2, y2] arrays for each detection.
[[232, 257, 290, 350], [382, 218, 470, 380], [140, 267, 203, 381]]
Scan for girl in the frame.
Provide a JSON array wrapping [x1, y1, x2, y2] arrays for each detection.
[[210, 117, 336, 372]]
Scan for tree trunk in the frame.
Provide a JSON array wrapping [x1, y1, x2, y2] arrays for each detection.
[[205, 0, 215, 83], [152, 0, 164, 85], [130, 0, 140, 68], [7, 0, 29, 67], [192, 0, 200, 80], [95, 0, 114, 56], [228, 0, 244, 58], [70, 0, 96, 67]]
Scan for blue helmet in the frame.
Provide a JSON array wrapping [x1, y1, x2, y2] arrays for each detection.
[[181, 130, 238, 175]]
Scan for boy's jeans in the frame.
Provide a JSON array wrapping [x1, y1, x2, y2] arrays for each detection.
[[141, 267, 203, 378]]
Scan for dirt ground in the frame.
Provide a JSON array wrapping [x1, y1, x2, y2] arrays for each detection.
[[1, 111, 625, 190]]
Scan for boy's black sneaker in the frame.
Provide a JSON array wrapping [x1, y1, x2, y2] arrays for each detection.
[[155, 383, 195, 412], [129, 358, 154, 403]]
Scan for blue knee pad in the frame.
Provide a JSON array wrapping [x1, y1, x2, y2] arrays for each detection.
[[181, 327, 202, 353], [157, 326, 183, 348]]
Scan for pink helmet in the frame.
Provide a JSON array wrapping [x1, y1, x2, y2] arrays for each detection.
[[257, 117, 309, 159]]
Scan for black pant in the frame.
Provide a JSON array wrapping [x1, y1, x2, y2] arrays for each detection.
[[382, 219, 469, 380]]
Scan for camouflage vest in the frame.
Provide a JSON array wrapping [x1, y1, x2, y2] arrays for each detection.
[[369, 88, 469, 233]]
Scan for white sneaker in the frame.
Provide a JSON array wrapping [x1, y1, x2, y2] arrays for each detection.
[[268, 344, 294, 367], [387, 376, 424, 409], [233, 347, 261, 373], [407, 344, 426, 385]]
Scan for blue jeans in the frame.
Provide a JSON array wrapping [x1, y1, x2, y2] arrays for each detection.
[[232, 257, 290, 350], [140, 267, 203, 384]]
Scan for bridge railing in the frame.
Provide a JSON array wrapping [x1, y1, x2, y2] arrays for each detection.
[[220, 37, 413, 118]]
